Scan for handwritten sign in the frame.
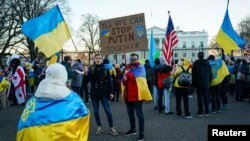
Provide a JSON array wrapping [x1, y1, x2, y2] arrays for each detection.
[[99, 13, 148, 55]]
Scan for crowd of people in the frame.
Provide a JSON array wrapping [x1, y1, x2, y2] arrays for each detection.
[[0, 51, 250, 141]]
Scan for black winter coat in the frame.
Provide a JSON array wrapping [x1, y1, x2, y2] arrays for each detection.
[[192, 59, 212, 89]]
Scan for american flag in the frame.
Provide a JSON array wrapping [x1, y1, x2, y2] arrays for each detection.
[[163, 14, 178, 65]]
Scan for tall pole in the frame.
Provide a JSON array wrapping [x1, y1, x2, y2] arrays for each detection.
[[57, 5, 78, 53], [116, 53, 118, 64]]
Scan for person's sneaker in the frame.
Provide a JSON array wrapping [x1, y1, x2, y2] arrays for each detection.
[[204, 114, 209, 117], [216, 110, 221, 113], [165, 111, 174, 115], [176, 115, 182, 118], [137, 134, 144, 141], [189, 95, 193, 98], [96, 127, 103, 135], [110, 127, 118, 136], [195, 113, 204, 117], [211, 111, 216, 114], [125, 129, 137, 136], [185, 115, 193, 119]]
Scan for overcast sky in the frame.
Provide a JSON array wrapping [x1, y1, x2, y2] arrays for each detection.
[[68, 0, 249, 40]]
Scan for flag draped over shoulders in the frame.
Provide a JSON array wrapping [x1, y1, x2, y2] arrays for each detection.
[[122, 64, 152, 102], [22, 5, 70, 58], [216, 3, 246, 54], [209, 59, 229, 86], [17, 92, 90, 141]]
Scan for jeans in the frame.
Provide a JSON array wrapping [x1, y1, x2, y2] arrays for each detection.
[[164, 88, 171, 113], [157, 88, 164, 112], [114, 89, 120, 101], [91, 96, 113, 127], [126, 102, 144, 135], [153, 85, 158, 107]]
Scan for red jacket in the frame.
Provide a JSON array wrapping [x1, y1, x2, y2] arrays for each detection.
[[122, 72, 139, 102], [157, 72, 171, 89]]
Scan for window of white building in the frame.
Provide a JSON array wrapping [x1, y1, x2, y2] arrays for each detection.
[[174, 53, 178, 58], [192, 53, 195, 57], [183, 53, 186, 57], [192, 41, 195, 48], [183, 42, 186, 48], [200, 41, 204, 48]]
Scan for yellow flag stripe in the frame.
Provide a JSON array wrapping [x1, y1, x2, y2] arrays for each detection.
[[34, 22, 70, 58], [17, 113, 90, 141]]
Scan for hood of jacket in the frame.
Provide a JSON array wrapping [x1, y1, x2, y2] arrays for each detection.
[[35, 63, 71, 100]]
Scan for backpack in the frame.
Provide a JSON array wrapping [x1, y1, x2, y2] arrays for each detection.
[[178, 66, 192, 87], [162, 76, 173, 88]]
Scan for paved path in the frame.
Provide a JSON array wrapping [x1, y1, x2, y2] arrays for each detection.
[[1, 95, 250, 141]]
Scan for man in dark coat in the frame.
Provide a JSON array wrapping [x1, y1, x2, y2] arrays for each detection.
[[192, 52, 212, 116], [85, 54, 118, 136], [61, 56, 73, 88]]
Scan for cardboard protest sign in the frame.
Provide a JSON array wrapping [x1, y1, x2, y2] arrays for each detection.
[[99, 13, 148, 55]]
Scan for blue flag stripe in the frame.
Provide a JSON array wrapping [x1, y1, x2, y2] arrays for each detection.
[[221, 9, 246, 49], [18, 93, 89, 131], [22, 5, 64, 40]]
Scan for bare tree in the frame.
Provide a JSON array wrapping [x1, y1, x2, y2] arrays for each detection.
[[0, 0, 71, 62], [208, 36, 221, 56], [237, 15, 250, 48], [78, 14, 100, 62]]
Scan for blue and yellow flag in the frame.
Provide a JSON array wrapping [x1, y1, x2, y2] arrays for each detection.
[[22, 5, 71, 58], [209, 59, 230, 86], [121, 64, 152, 102], [17, 93, 90, 141], [48, 52, 60, 65], [216, 2, 246, 54]]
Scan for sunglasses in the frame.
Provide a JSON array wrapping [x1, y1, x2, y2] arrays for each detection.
[[130, 57, 138, 61]]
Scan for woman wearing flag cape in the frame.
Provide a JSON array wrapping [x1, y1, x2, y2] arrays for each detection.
[[16, 63, 90, 141]]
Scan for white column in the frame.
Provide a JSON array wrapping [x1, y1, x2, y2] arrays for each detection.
[[159, 38, 163, 49]]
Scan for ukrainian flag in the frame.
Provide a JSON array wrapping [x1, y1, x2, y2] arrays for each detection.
[[209, 59, 230, 86], [121, 64, 152, 102], [216, 3, 246, 54], [100, 29, 111, 37], [17, 93, 90, 141], [48, 52, 60, 65], [22, 5, 71, 58]]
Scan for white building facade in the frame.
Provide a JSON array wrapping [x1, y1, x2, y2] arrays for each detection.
[[147, 26, 209, 62], [106, 26, 208, 64]]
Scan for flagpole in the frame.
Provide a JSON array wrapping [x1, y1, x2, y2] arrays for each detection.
[[150, 10, 152, 27], [57, 5, 78, 53]]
